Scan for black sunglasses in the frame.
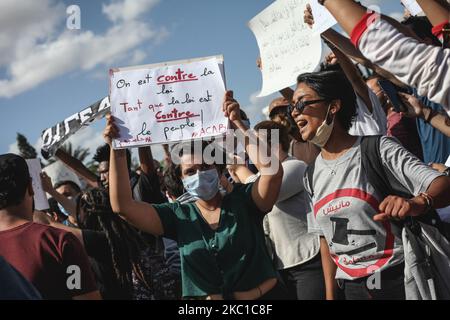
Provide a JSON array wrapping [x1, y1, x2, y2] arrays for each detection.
[[288, 99, 327, 115]]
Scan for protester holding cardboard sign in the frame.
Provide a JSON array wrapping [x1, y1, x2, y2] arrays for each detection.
[[110, 56, 227, 148], [104, 90, 285, 300]]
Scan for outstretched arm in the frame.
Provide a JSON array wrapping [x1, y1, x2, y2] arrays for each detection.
[[55, 148, 99, 188], [322, 0, 450, 109], [399, 92, 450, 137], [40, 172, 77, 219], [303, 4, 406, 88], [104, 115, 164, 236], [138, 146, 155, 176], [417, 0, 450, 47], [416, 0, 449, 26], [223, 91, 283, 213]]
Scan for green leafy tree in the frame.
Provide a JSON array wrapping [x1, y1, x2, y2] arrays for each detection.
[[16, 133, 38, 159]]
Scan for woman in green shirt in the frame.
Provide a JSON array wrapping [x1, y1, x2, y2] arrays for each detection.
[[104, 91, 285, 300]]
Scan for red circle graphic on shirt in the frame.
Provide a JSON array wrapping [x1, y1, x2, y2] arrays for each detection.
[[313, 188, 395, 278]]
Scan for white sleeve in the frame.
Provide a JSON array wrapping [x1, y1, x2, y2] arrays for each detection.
[[276, 160, 307, 202], [379, 136, 444, 196], [358, 19, 450, 110]]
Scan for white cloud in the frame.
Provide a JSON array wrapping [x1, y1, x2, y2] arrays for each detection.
[[130, 49, 147, 65], [7, 141, 20, 155], [0, 0, 165, 98], [242, 91, 280, 127], [0, 0, 64, 67], [102, 0, 159, 23]]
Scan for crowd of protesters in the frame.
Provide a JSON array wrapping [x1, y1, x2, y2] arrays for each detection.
[[1, 0, 450, 300]]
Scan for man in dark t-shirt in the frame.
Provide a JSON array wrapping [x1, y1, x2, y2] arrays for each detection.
[[0, 153, 100, 300]]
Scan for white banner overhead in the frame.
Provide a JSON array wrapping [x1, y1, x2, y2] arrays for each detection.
[[109, 55, 227, 149], [248, 0, 323, 97]]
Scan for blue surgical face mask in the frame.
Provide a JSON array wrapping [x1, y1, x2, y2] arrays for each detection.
[[182, 168, 220, 201], [57, 196, 74, 217]]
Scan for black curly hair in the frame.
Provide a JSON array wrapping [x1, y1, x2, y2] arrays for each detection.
[[163, 164, 185, 198], [0, 154, 31, 210], [75, 188, 149, 298], [93, 144, 132, 170]]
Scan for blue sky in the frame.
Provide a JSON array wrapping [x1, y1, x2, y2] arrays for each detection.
[[0, 0, 405, 161]]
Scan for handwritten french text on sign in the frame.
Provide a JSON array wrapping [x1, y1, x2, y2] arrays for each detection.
[[309, 0, 337, 35], [26, 159, 49, 211], [110, 57, 227, 148], [248, 0, 323, 97]]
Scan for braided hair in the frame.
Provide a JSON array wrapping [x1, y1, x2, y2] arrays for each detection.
[[76, 188, 149, 298]]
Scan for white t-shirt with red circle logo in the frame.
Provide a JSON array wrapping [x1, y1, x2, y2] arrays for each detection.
[[305, 136, 442, 280]]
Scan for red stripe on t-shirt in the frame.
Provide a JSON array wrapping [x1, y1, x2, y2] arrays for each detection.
[[350, 12, 378, 47], [432, 20, 449, 39]]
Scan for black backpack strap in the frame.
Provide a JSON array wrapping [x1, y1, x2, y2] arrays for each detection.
[[360, 135, 410, 233], [306, 160, 316, 199], [360, 135, 412, 199], [360, 136, 448, 236]]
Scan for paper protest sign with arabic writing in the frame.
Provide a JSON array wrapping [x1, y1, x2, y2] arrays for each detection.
[[248, 0, 322, 97], [26, 159, 49, 211], [401, 0, 423, 16], [110, 56, 227, 149], [309, 0, 337, 35]]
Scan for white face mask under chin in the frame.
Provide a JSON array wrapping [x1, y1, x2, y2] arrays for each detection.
[[309, 105, 334, 148]]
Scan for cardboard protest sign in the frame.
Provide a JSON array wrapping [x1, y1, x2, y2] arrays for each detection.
[[41, 97, 110, 159], [401, 0, 423, 16], [248, 0, 322, 97], [309, 0, 337, 35], [109, 56, 227, 149], [25, 159, 49, 211]]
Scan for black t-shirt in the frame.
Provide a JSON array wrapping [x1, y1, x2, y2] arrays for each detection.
[[132, 171, 167, 204], [82, 230, 126, 300]]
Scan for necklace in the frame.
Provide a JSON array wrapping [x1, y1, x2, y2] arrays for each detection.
[[321, 154, 344, 176], [321, 146, 352, 176], [323, 160, 339, 175]]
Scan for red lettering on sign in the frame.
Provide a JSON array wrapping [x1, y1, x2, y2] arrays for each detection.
[[157, 68, 198, 85], [155, 108, 199, 123]]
